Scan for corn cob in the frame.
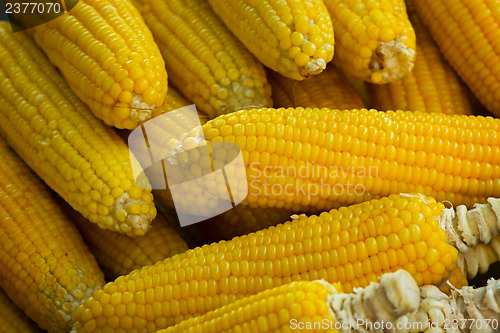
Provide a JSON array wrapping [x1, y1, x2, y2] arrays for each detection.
[[64, 204, 188, 280], [268, 65, 366, 109], [131, 0, 272, 117], [7, 0, 168, 129], [157, 270, 419, 333], [459, 235, 500, 280], [169, 107, 500, 215], [410, 0, 500, 117], [0, 135, 105, 332], [0, 288, 43, 333], [72, 194, 458, 332], [369, 9, 474, 115], [323, 0, 416, 83], [155, 86, 191, 116], [206, 0, 335, 80], [0, 23, 156, 236]]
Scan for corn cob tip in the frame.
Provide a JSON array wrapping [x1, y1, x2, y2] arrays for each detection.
[[370, 36, 416, 84], [301, 58, 327, 78], [110, 193, 155, 236]]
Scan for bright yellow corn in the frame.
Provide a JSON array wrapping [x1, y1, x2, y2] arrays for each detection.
[[132, 0, 272, 117], [369, 9, 474, 115], [0, 288, 43, 333], [0, 136, 105, 332], [72, 194, 458, 332], [172, 107, 500, 213], [268, 65, 365, 109], [323, 0, 416, 83], [410, 0, 500, 117], [8, 0, 168, 129], [0, 23, 156, 236], [157, 281, 342, 333], [157, 270, 419, 333], [207, 0, 335, 80], [65, 205, 188, 280]]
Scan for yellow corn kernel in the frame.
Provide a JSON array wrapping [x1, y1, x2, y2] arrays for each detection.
[[64, 203, 188, 280], [132, 0, 272, 117], [439, 266, 468, 295], [369, 9, 473, 115], [175, 107, 500, 212], [158, 281, 342, 333], [0, 136, 105, 332], [207, 0, 335, 80], [72, 194, 458, 332], [411, 0, 500, 117], [8, 0, 168, 129], [323, 0, 416, 83], [0, 23, 156, 236], [268, 65, 365, 109], [0, 288, 43, 333]]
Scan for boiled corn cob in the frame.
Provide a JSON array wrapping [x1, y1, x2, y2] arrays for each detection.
[[0, 288, 43, 333], [132, 0, 272, 117], [207, 0, 335, 80], [0, 135, 105, 332], [64, 205, 188, 280], [72, 194, 458, 332], [170, 107, 500, 214], [157, 270, 418, 333], [410, 0, 500, 117], [8, 0, 168, 129], [323, 0, 416, 83], [268, 65, 366, 109], [0, 23, 156, 236], [369, 9, 474, 115]]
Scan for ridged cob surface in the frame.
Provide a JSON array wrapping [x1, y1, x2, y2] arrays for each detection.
[[132, 0, 272, 117], [0, 288, 43, 333], [268, 65, 366, 109], [0, 136, 105, 332], [65, 205, 188, 280], [169, 107, 500, 214], [10, 0, 168, 129], [0, 23, 156, 236], [411, 0, 500, 117], [72, 194, 458, 332], [207, 0, 335, 80], [369, 9, 474, 115], [323, 0, 416, 83]]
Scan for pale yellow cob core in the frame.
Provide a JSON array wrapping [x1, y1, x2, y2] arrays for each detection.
[[72, 194, 458, 332], [0, 136, 105, 333], [20, 0, 169, 129], [172, 107, 500, 212], [369, 9, 474, 115], [324, 0, 416, 83], [268, 65, 366, 109], [0, 288, 43, 333], [0, 23, 156, 236], [132, 0, 272, 117], [411, 0, 500, 117], [207, 0, 335, 80]]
